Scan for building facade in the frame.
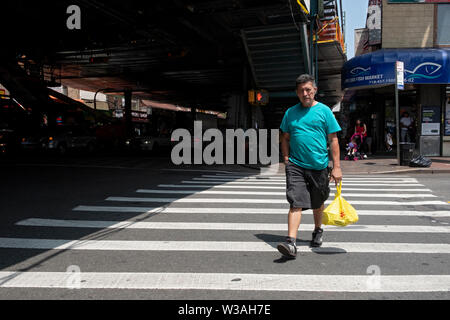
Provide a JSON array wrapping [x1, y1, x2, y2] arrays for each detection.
[[342, 0, 450, 157]]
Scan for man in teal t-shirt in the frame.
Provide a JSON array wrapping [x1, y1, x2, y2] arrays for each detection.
[[277, 74, 342, 259]]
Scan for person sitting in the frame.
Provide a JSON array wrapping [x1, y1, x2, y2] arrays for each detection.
[[344, 137, 359, 161], [385, 129, 393, 152]]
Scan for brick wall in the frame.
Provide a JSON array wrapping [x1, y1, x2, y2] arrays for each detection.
[[382, 0, 435, 48]]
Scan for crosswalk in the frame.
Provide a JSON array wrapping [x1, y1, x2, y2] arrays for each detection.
[[1, 172, 450, 295]]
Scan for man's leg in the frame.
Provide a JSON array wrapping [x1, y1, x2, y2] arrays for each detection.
[[288, 207, 302, 239], [277, 207, 302, 258], [311, 204, 325, 247], [279, 163, 308, 258], [401, 129, 406, 142], [367, 137, 372, 154], [312, 204, 324, 229], [309, 168, 329, 248]]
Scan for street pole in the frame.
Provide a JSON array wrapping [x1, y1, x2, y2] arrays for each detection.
[[124, 89, 132, 139], [309, 16, 314, 77], [395, 61, 404, 166], [395, 80, 400, 166], [94, 88, 113, 111]]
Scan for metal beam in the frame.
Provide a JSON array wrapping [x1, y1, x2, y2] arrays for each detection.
[[240, 30, 258, 87]]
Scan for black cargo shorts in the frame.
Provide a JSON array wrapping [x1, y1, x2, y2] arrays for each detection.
[[285, 160, 331, 210]]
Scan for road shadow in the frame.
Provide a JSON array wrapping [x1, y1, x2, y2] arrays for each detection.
[[0, 161, 262, 282], [309, 247, 347, 255], [255, 233, 347, 263]]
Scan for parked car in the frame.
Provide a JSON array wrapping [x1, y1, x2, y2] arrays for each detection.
[[95, 120, 127, 151], [0, 128, 20, 154], [125, 135, 171, 153], [20, 128, 49, 152], [42, 125, 97, 154]]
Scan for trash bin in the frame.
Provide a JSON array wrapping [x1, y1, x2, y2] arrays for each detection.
[[399, 142, 415, 166]]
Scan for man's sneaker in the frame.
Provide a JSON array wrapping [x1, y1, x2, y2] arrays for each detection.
[[277, 237, 297, 258], [311, 228, 324, 247]]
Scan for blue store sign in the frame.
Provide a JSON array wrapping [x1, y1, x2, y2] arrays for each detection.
[[342, 49, 450, 89]]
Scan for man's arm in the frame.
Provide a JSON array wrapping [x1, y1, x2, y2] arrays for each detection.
[[328, 132, 342, 184], [280, 131, 290, 164]]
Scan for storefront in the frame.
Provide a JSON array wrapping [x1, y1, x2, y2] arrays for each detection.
[[341, 48, 450, 156]]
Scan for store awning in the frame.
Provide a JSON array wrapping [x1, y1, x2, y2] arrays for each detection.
[[342, 49, 450, 90]]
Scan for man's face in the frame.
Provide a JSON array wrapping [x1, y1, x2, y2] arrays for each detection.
[[296, 81, 317, 107]]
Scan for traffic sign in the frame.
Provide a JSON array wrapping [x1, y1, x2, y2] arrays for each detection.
[[396, 61, 404, 90]]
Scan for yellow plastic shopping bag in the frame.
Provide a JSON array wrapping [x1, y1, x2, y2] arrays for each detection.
[[322, 181, 359, 227]]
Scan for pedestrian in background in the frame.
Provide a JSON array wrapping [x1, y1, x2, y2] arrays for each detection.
[[400, 112, 414, 142], [277, 74, 342, 259], [351, 119, 367, 142]]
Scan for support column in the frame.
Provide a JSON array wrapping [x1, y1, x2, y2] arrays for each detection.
[[191, 104, 197, 133], [124, 89, 132, 138], [300, 23, 311, 75], [244, 65, 252, 130]]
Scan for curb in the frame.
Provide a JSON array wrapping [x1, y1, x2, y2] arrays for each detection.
[[375, 169, 450, 174], [342, 169, 450, 174]]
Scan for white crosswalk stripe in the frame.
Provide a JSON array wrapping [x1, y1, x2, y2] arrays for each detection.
[[158, 184, 433, 192], [105, 196, 447, 205], [135, 189, 438, 198], [15, 218, 450, 233], [1, 271, 448, 292], [72, 205, 450, 217], [2, 173, 450, 295], [181, 180, 425, 186], [192, 177, 421, 183], [1, 238, 449, 254], [199, 175, 420, 182]]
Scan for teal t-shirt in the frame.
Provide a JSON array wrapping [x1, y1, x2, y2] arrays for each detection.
[[280, 102, 341, 170]]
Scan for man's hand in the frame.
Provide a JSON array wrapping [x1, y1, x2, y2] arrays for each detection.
[[328, 132, 342, 185], [330, 166, 342, 185]]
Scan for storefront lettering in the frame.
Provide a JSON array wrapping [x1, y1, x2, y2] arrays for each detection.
[[364, 74, 384, 80], [345, 74, 385, 84]]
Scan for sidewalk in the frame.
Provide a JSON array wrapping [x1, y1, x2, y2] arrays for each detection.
[[336, 156, 450, 175], [239, 156, 450, 175], [2, 152, 449, 175]]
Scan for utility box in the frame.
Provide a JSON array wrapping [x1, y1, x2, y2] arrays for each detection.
[[419, 136, 440, 156]]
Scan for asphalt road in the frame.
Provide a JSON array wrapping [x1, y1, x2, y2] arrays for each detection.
[[0, 154, 449, 302]]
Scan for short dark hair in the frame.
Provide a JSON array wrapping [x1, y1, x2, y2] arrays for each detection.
[[296, 74, 316, 88]]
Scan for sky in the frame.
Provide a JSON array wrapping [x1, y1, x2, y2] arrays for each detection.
[[341, 0, 370, 59]]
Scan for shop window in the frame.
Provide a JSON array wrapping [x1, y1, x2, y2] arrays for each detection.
[[437, 4, 450, 46]]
